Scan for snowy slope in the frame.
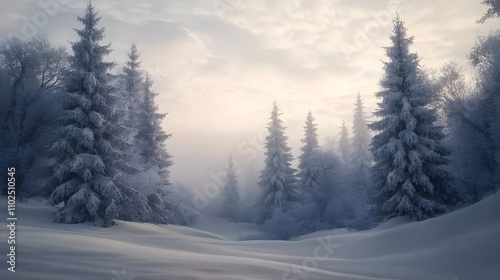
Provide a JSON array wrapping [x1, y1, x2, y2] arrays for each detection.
[[0, 192, 499, 280]]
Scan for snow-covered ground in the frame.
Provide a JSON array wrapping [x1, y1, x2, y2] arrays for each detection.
[[0, 192, 499, 280]]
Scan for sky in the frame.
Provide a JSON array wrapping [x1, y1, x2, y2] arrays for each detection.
[[0, 0, 498, 196]]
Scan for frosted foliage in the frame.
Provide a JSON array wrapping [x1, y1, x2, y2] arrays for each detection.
[[368, 16, 457, 222], [87, 192, 101, 216], [88, 111, 104, 127], [478, 0, 500, 23], [256, 102, 297, 223], [435, 37, 500, 201], [115, 46, 172, 224], [49, 178, 80, 205], [460, 31, 500, 197], [117, 186, 152, 222]]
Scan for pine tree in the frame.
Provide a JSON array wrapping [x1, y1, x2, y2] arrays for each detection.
[[222, 154, 240, 221], [368, 15, 458, 222], [47, 3, 121, 226], [297, 111, 320, 190], [113, 45, 173, 223], [256, 102, 297, 223], [136, 73, 173, 184], [338, 121, 352, 165], [133, 73, 174, 223], [351, 92, 372, 181]]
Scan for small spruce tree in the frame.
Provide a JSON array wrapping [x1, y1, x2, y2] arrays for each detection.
[[222, 154, 240, 221], [351, 92, 372, 181], [297, 111, 320, 191]]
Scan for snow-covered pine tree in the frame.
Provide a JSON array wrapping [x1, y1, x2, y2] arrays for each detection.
[[256, 102, 297, 223], [110, 44, 143, 157], [112, 45, 173, 223], [47, 3, 121, 226], [135, 73, 172, 183], [368, 15, 458, 222], [106, 48, 142, 196], [222, 154, 240, 221], [351, 92, 372, 181], [108, 43, 155, 222], [338, 120, 352, 165], [297, 111, 320, 191], [123, 44, 142, 99], [133, 73, 173, 223]]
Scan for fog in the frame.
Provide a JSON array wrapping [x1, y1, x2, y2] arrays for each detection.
[[167, 116, 313, 215]]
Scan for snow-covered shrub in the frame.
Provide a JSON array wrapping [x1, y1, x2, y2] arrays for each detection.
[[261, 201, 326, 240]]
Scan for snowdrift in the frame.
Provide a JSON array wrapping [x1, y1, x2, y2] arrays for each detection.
[[0, 192, 498, 280]]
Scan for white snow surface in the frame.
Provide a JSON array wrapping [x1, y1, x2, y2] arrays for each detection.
[[1, 192, 499, 280]]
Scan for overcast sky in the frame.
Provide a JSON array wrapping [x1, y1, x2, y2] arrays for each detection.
[[1, 0, 498, 193]]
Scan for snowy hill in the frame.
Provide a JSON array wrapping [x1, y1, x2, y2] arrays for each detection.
[[0, 192, 499, 280]]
